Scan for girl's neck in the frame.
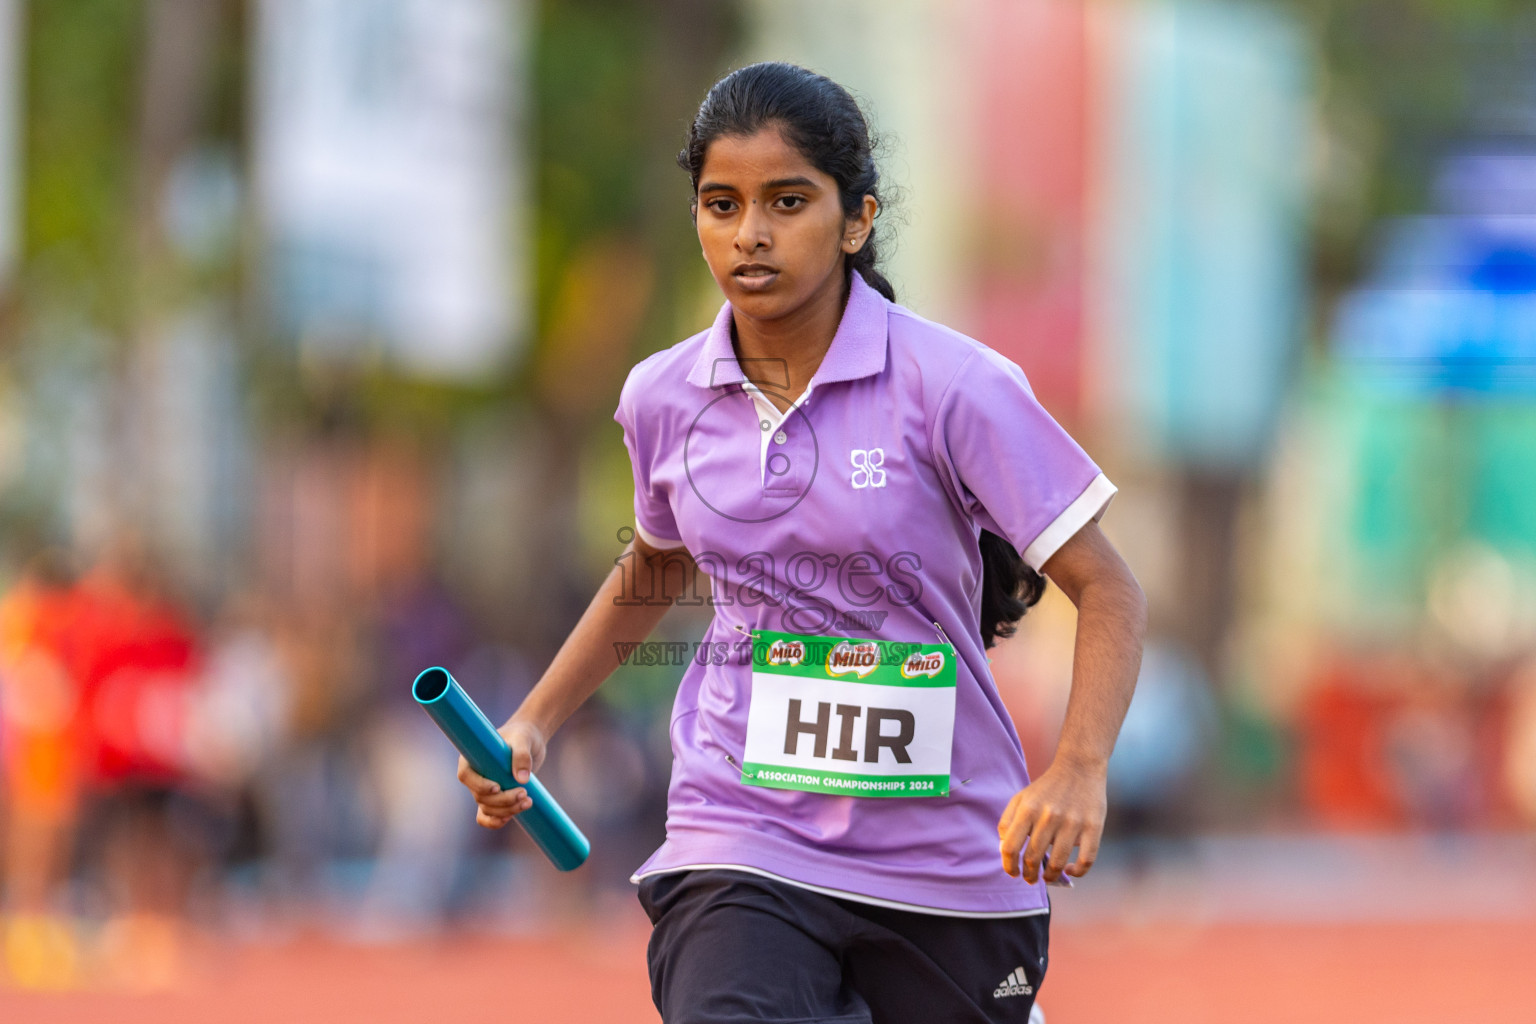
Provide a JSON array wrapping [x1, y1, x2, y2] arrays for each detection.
[[731, 274, 850, 410]]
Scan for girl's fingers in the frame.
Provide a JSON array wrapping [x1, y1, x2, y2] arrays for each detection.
[[510, 743, 533, 785], [477, 792, 532, 827], [999, 804, 1037, 877], [1065, 824, 1102, 877], [476, 787, 528, 812], [457, 758, 502, 798], [1042, 831, 1076, 883], [476, 807, 511, 829], [502, 721, 546, 785], [997, 792, 1025, 838], [476, 791, 534, 826], [1019, 816, 1058, 884]]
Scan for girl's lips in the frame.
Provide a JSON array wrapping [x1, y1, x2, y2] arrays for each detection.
[[733, 268, 780, 292]]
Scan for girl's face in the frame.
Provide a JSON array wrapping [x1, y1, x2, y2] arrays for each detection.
[[694, 125, 874, 327]]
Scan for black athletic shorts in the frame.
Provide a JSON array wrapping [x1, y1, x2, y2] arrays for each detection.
[[638, 868, 1048, 1024]]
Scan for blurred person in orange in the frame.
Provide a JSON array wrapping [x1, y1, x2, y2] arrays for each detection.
[[0, 549, 87, 989]]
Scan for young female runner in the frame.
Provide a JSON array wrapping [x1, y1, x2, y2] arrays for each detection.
[[458, 62, 1147, 1023]]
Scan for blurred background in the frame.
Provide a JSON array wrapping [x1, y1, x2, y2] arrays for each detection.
[[0, 0, 1533, 1020]]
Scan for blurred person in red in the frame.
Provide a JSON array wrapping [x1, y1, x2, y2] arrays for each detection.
[[1298, 651, 1405, 829], [0, 548, 87, 988], [64, 538, 210, 988]]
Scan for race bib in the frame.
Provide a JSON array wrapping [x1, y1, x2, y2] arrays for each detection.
[[740, 630, 957, 798]]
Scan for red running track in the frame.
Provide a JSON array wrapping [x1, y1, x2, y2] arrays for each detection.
[[2, 912, 1532, 1023]]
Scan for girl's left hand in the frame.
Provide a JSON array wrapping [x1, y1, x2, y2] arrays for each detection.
[[997, 756, 1108, 883]]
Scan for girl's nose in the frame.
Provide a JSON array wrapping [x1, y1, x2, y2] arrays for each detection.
[[735, 201, 771, 251]]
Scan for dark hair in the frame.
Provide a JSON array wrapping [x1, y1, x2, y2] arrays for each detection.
[[681, 61, 1044, 648], [979, 531, 1046, 649]]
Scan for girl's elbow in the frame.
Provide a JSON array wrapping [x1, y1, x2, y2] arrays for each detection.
[[1106, 566, 1148, 639], [1126, 578, 1149, 638]]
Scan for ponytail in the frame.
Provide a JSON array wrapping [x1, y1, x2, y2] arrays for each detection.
[[979, 530, 1046, 649], [850, 245, 895, 302]]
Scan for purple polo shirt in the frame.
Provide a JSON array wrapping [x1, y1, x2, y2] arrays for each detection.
[[614, 272, 1116, 915]]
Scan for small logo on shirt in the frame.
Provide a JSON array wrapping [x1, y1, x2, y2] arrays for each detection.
[[825, 640, 880, 678], [850, 448, 886, 488], [993, 966, 1034, 999], [901, 651, 946, 679]]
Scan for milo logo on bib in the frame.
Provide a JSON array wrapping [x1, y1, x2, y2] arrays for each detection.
[[901, 651, 946, 679], [766, 638, 806, 667], [741, 630, 957, 798], [826, 641, 879, 678]]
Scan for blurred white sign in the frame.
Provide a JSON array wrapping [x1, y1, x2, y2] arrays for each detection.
[[254, 0, 527, 377]]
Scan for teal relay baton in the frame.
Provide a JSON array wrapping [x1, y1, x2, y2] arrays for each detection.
[[412, 666, 590, 872]]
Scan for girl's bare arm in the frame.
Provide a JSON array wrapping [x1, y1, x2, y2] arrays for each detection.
[[997, 521, 1147, 881]]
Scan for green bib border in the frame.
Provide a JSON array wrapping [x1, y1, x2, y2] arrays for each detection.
[[740, 762, 951, 799], [750, 629, 957, 688]]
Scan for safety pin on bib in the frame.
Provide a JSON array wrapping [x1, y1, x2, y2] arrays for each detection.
[[932, 621, 952, 646]]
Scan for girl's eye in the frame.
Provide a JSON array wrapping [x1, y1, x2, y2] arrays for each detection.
[[706, 198, 737, 214], [777, 195, 805, 210]]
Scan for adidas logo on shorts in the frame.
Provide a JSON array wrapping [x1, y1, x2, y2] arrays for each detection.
[[993, 966, 1034, 999]]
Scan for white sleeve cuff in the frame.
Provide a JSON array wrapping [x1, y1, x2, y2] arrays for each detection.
[[1021, 473, 1117, 572], [634, 520, 686, 550]]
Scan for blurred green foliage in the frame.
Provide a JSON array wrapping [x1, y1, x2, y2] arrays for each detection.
[[533, 2, 656, 332], [529, 0, 739, 384], [20, 0, 141, 330]]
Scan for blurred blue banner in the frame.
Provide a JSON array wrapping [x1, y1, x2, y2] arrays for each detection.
[[1334, 152, 1536, 396], [1093, 1, 1311, 469]]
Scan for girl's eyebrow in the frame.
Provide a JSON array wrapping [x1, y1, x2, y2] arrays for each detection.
[[698, 176, 820, 195], [762, 176, 819, 190]]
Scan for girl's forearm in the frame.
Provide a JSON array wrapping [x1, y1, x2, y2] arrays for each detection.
[[1052, 572, 1147, 772], [509, 545, 689, 739]]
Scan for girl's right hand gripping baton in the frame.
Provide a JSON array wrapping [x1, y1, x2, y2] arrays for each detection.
[[412, 666, 591, 872]]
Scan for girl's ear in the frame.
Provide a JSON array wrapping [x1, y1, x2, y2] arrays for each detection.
[[843, 195, 877, 251], [689, 197, 700, 223]]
